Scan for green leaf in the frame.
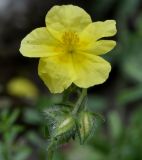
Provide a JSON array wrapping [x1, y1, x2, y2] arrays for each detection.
[[0, 109, 20, 133], [23, 108, 41, 124], [117, 85, 142, 105], [121, 34, 142, 83], [7, 109, 20, 125], [4, 125, 23, 144], [108, 111, 122, 139], [14, 147, 31, 160], [26, 131, 44, 147]]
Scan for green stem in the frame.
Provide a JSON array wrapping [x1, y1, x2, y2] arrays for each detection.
[[72, 88, 87, 115], [48, 149, 54, 160], [47, 88, 87, 160]]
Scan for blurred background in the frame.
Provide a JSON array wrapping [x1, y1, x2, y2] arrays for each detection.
[[0, 0, 142, 160]]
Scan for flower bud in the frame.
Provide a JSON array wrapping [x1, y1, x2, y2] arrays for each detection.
[[78, 112, 94, 144], [54, 116, 75, 137]]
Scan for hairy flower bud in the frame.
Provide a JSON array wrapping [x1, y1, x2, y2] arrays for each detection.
[[54, 116, 75, 137], [78, 112, 94, 144]]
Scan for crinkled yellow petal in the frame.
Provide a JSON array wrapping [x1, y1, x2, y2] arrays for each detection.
[[45, 5, 92, 33], [73, 53, 111, 88], [20, 27, 61, 57], [81, 40, 116, 55], [80, 20, 117, 41], [38, 54, 76, 93]]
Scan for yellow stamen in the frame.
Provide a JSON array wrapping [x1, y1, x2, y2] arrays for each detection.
[[62, 32, 79, 53]]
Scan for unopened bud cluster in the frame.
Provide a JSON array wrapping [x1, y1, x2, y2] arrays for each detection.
[[45, 106, 96, 148]]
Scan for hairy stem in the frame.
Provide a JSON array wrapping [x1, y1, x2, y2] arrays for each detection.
[[72, 88, 87, 115]]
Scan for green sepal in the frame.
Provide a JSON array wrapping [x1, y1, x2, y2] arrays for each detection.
[[43, 105, 72, 137], [77, 111, 95, 144]]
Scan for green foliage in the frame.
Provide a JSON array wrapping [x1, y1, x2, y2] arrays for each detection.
[[107, 111, 122, 139], [117, 85, 142, 106], [62, 106, 142, 160], [1, 0, 142, 159], [23, 108, 41, 124], [0, 108, 32, 160]]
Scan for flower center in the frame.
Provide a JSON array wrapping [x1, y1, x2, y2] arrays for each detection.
[[62, 32, 79, 53]]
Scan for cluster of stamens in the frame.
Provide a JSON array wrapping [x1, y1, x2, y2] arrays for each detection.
[[62, 32, 79, 54]]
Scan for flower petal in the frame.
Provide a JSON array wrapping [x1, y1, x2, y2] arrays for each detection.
[[73, 53, 111, 88], [80, 20, 117, 41], [20, 27, 61, 57], [38, 54, 76, 93], [45, 5, 92, 32], [81, 40, 116, 55]]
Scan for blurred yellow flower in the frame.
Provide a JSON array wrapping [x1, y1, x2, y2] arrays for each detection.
[[20, 5, 117, 93], [7, 77, 39, 98]]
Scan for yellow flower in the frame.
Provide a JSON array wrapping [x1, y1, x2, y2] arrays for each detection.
[[20, 5, 117, 93], [7, 77, 39, 98]]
